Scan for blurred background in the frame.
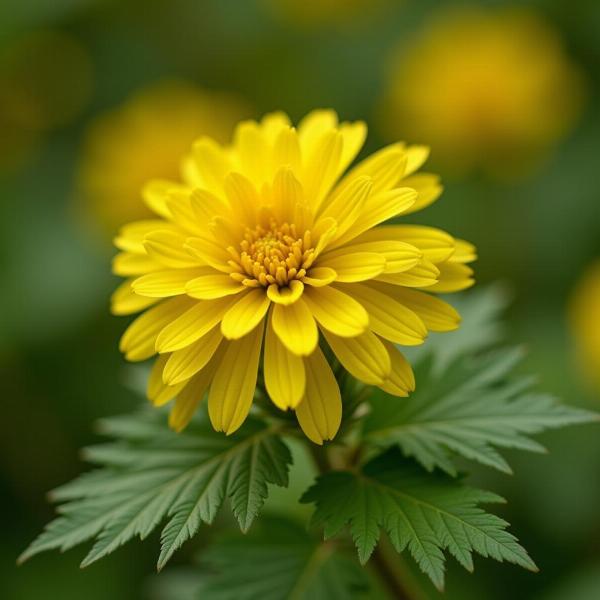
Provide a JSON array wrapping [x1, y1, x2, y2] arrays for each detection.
[[1, 0, 599, 598]]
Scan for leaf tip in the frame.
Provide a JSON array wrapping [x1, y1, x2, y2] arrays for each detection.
[[156, 558, 167, 573], [79, 555, 96, 569]]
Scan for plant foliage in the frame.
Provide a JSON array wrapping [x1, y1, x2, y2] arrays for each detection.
[[152, 516, 375, 600], [21, 286, 599, 595], [302, 448, 537, 591], [20, 409, 292, 570], [364, 346, 595, 475]]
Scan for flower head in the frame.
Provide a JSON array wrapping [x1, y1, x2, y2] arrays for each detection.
[[380, 8, 585, 178], [112, 109, 475, 443], [79, 81, 248, 234]]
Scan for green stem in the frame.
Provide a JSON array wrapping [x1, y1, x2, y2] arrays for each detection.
[[306, 442, 424, 600], [308, 442, 331, 475], [375, 536, 431, 600], [371, 546, 416, 600]]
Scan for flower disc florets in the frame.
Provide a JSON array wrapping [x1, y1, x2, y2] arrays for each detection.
[[229, 221, 313, 289]]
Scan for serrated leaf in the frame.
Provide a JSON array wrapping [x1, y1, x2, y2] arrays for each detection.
[[364, 346, 598, 476], [20, 407, 292, 570], [152, 516, 375, 600], [301, 449, 537, 591]]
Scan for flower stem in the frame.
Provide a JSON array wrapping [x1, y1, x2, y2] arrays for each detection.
[[371, 546, 415, 600], [308, 442, 331, 475], [371, 536, 429, 600]]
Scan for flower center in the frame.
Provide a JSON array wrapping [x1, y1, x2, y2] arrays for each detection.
[[228, 220, 315, 288]]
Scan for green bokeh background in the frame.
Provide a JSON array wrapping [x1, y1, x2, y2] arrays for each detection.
[[1, 0, 599, 598]]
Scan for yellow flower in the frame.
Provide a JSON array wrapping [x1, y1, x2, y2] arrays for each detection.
[[111, 109, 476, 443], [79, 81, 249, 234], [380, 8, 585, 178], [569, 261, 600, 394]]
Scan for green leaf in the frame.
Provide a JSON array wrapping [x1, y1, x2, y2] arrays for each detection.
[[364, 346, 598, 476], [301, 449, 537, 591], [152, 516, 376, 600], [19, 407, 292, 570]]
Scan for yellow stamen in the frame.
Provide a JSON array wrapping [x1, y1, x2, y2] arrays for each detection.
[[229, 219, 315, 289]]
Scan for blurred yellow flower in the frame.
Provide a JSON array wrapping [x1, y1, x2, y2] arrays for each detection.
[[111, 109, 475, 443], [79, 82, 249, 234], [569, 261, 600, 393], [380, 8, 585, 179]]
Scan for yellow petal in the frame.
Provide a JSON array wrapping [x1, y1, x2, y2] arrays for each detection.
[[119, 297, 193, 361], [186, 273, 246, 300], [261, 111, 291, 142], [302, 267, 337, 287], [324, 240, 421, 274], [303, 129, 343, 212], [369, 283, 460, 332], [112, 252, 162, 277], [403, 145, 430, 177], [379, 341, 415, 397], [316, 175, 372, 242], [185, 234, 232, 273], [221, 288, 270, 339], [208, 215, 244, 248], [182, 154, 202, 188], [342, 283, 427, 345], [451, 239, 478, 264], [147, 355, 187, 406], [318, 252, 385, 282], [114, 219, 174, 253], [163, 325, 223, 385], [208, 321, 264, 435], [271, 298, 318, 356], [362, 225, 454, 264], [377, 259, 440, 288], [428, 263, 475, 293], [329, 187, 417, 249], [298, 109, 338, 157], [338, 121, 367, 172], [110, 279, 160, 315], [156, 296, 235, 353], [133, 268, 212, 298], [312, 217, 338, 258], [144, 230, 200, 269], [190, 188, 230, 223], [191, 137, 231, 196], [264, 311, 305, 409], [295, 348, 341, 444], [266, 279, 304, 305], [400, 173, 443, 216], [273, 127, 302, 177], [224, 172, 258, 226], [142, 179, 185, 218], [169, 345, 225, 432], [303, 285, 368, 337], [272, 165, 304, 224], [321, 328, 390, 385], [334, 143, 407, 197], [293, 199, 314, 233], [166, 191, 206, 236], [234, 120, 269, 186]]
